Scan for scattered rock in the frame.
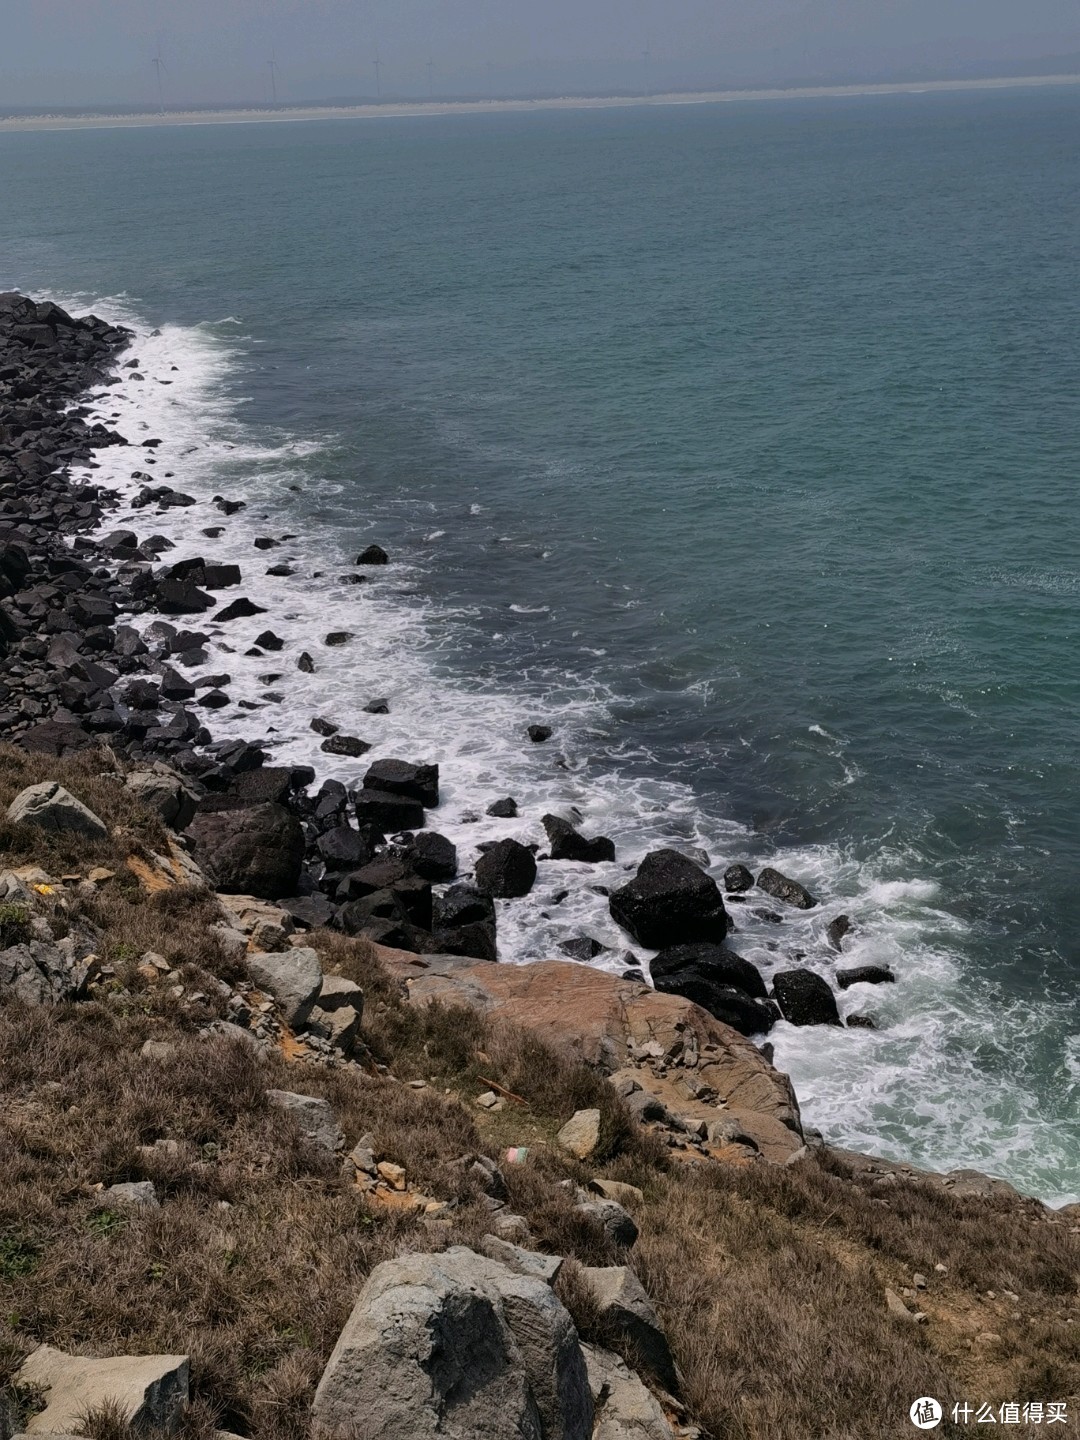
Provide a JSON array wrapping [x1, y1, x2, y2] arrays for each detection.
[[125, 769, 197, 830], [826, 914, 853, 951], [362, 758, 439, 808], [543, 814, 616, 864], [836, 965, 895, 990], [247, 947, 324, 1029], [582, 1343, 676, 1440], [757, 867, 818, 910], [98, 1180, 159, 1209], [267, 1089, 343, 1153], [557, 1108, 602, 1160], [215, 596, 267, 622], [649, 943, 773, 1037], [575, 1197, 639, 1248], [580, 1266, 678, 1394], [355, 544, 388, 565], [486, 796, 518, 818], [321, 734, 372, 758], [723, 863, 755, 894], [528, 724, 553, 742], [885, 1288, 917, 1322], [478, 1235, 563, 1284]]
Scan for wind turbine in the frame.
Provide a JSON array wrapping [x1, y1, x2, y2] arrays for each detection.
[[427, 59, 434, 97], [151, 45, 167, 114], [642, 45, 651, 97], [373, 51, 382, 97], [267, 52, 279, 105]]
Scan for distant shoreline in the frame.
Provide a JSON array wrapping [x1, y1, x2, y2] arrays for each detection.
[[2, 71, 1080, 134]]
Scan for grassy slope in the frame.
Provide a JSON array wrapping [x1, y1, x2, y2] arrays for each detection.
[[0, 745, 1077, 1439]]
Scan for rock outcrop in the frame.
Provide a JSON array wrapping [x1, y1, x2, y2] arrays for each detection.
[[375, 952, 803, 1160]]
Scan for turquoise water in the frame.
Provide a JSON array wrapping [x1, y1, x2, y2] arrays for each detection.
[[2, 89, 1079, 1199]]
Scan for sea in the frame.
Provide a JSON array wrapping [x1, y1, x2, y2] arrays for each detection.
[[1, 87, 1078, 1203]]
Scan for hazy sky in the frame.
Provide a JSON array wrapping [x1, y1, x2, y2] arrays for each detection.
[[2, 0, 1079, 109]]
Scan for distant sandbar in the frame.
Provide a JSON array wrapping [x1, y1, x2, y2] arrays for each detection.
[[2, 73, 1079, 134]]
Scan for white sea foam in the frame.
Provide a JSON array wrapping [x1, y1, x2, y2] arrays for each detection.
[[62, 296, 1080, 1205]]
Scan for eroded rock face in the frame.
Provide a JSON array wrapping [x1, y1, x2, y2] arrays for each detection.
[[187, 803, 305, 900], [6, 781, 107, 838], [312, 1247, 593, 1440], [608, 850, 729, 949]]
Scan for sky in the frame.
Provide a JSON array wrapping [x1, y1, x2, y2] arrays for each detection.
[[1, 0, 1079, 111]]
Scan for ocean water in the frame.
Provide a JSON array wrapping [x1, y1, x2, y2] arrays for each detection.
[[1, 89, 1079, 1202]]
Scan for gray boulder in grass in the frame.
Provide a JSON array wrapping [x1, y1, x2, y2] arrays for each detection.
[[6, 781, 107, 838], [312, 1246, 593, 1440]]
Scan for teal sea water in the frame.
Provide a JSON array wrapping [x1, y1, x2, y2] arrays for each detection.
[[2, 89, 1079, 1200]]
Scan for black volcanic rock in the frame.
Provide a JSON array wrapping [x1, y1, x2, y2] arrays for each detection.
[[772, 968, 841, 1026], [757, 867, 818, 910], [542, 813, 615, 864], [475, 838, 537, 899], [609, 849, 729, 949]]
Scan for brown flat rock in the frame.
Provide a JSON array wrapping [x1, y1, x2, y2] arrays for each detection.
[[373, 950, 803, 1161]]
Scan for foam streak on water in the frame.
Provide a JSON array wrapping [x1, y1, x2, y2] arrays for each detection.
[[70, 299, 1080, 1206]]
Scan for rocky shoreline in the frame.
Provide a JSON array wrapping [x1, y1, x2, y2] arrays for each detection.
[[0, 289, 889, 1055]]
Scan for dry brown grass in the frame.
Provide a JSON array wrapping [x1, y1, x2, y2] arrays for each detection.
[[0, 742, 168, 872]]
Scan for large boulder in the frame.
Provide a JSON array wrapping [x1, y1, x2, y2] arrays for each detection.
[[772, 968, 841, 1026], [354, 789, 426, 833], [609, 850, 728, 949], [362, 758, 439, 808], [757, 867, 818, 910], [6, 781, 107, 839], [311, 1246, 592, 1440], [187, 803, 304, 899], [542, 815, 615, 865], [475, 838, 537, 899], [15, 1344, 189, 1435], [649, 944, 775, 1036]]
